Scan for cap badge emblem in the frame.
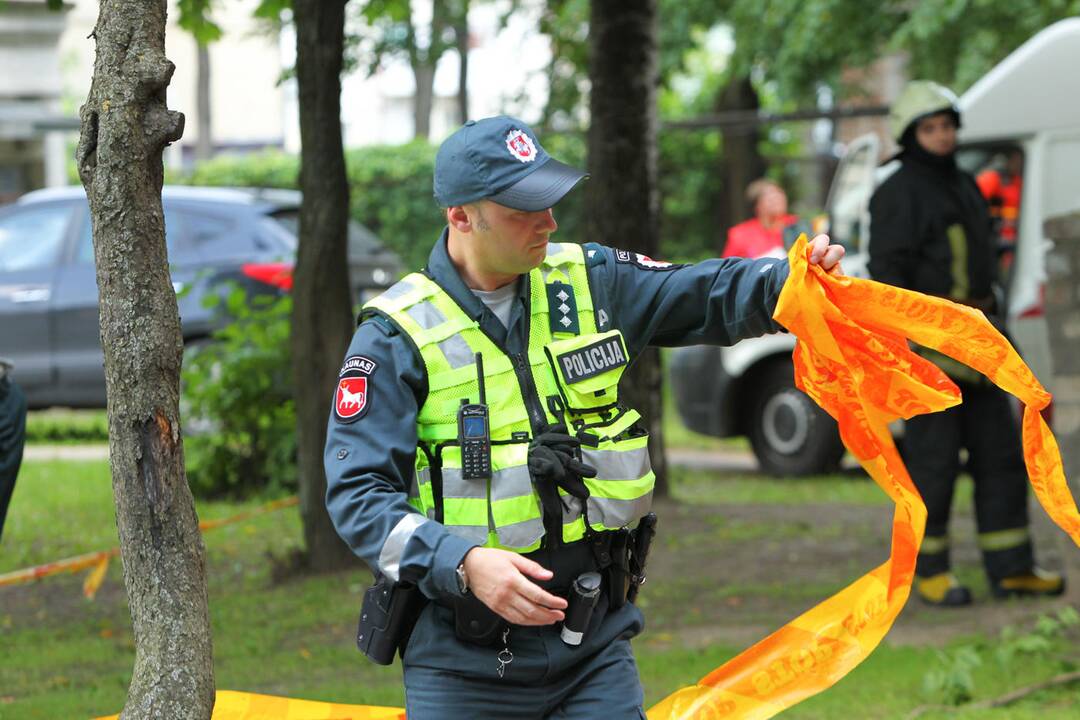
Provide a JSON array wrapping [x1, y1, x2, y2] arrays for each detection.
[[505, 129, 537, 163]]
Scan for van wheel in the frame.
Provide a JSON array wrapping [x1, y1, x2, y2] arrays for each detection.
[[748, 363, 845, 476]]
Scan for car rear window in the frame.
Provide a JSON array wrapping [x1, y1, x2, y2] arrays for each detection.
[[0, 203, 73, 272], [268, 209, 385, 256]]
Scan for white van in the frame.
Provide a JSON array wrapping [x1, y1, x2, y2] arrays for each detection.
[[670, 18, 1080, 475]]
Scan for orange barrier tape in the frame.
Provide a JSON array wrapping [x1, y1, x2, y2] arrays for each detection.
[[0, 496, 299, 599], [94, 689, 405, 720], [648, 235, 1080, 719]]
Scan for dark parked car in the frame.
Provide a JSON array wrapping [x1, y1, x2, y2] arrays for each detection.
[[0, 186, 401, 409]]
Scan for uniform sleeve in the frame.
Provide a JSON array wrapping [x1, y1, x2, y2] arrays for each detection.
[[868, 176, 917, 288], [323, 319, 477, 601], [585, 244, 790, 358]]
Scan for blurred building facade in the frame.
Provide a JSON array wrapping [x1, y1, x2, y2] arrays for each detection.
[[0, 0, 70, 203]]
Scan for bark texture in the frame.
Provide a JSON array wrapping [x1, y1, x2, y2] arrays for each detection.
[[292, 0, 357, 571], [586, 0, 668, 496], [75, 2, 214, 718]]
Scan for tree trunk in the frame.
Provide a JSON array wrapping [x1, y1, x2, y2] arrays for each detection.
[[715, 77, 766, 255], [195, 40, 212, 162], [587, 0, 668, 497], [412, 60, 435, 139], [292, 0, 357, 572], [454, 0, 470, 124], [75, 2, 214, 718]]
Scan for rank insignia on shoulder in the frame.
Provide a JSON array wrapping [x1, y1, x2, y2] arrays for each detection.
[[547, 280, 580, 335], [335, 355, 377, 423], [613, 248, 684, 271]]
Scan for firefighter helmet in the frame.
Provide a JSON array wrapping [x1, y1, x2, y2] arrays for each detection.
[[890, 80, 961, 141]]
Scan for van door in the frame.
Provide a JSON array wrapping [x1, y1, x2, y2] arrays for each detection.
[[1009, 129, 1080, 387], [0, 201, 75, 400], [824, 133, 880, 277]]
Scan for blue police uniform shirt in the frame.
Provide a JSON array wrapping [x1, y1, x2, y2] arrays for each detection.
[[324, 230, 790, 602]]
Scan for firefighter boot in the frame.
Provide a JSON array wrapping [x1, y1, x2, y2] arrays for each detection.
[[992, 567, 1065, 599], [916, 572, 973, 607]]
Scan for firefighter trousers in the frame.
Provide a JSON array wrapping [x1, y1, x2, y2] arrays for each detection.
[[903, 379, 1035, 581]]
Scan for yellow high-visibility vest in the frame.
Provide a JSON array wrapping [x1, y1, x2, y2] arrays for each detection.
[[364, 242, 654, 552]]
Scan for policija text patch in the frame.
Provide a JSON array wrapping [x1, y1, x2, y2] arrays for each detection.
[[335, 355, 377, 423], [555, 336, 627, 384]]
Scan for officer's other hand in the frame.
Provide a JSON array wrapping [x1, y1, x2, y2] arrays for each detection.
[[462, 547, 568, 626], [807, 233, 845, 275]]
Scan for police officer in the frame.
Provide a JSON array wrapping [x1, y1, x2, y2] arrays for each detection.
[[869, 81, 1064, 606], [324, 115, 844, 719], [0, 358, 27, 543]]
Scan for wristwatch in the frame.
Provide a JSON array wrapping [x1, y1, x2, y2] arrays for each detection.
[[455, 561, 470, 594]]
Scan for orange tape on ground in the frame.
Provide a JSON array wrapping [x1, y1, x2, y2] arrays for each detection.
[[94, 689, 405, 720], [647, 235, 1080, 719], [0, 496, 299, 599]]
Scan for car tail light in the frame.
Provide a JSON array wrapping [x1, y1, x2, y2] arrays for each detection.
[[241, 262, 293, 292]]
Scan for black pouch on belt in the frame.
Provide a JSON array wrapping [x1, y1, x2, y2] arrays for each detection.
[[452, 592, 505, 646]]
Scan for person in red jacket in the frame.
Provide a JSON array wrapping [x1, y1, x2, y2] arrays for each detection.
[[722, 178, 799, 258], [976, 149, 1023, 247]]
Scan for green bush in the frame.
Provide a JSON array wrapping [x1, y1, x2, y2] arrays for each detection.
[[24, 410, 109, 444], [181, 288, 297, 499]]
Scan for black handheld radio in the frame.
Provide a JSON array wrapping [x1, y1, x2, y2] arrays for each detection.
[[458, 352, 492, 480]]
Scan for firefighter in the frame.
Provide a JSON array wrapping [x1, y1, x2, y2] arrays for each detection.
[[868, 81, 1064, 606], [323, 115, 845, 718], [976, 148, 1023, 248]]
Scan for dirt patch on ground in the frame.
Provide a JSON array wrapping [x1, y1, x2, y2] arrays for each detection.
[[640, 494, 1074, 651]]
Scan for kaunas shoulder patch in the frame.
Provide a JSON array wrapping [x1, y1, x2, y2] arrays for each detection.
[[335, 355, 377, 423], [613, 248, 684, 271], [555, 335, 628, 384]]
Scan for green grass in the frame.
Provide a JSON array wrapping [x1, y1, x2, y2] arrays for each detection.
[[1, 458, 1072, 719]]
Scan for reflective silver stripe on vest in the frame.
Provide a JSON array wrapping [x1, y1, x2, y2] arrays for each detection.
[[587, 492, 653, 530], [442, 467, 487, 500], [380, 279, 415, 303], [488, 464, 533, 502], [438, 334, 474, 369], [496, 516, 544, 549], [378, 513, 429, 582], [546, 242, 564, 256], [406, 301, 446, 331], [445, 525, 490, 544], [581, 446, 651, 481]]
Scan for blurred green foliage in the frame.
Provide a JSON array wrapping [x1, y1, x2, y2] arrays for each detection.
[[170, 143, 443, 271], [181, 288, 296, 499]]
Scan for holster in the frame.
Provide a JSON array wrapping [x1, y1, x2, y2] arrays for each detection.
[[604, 529, 632, 610], [356, 575, 426, 665]]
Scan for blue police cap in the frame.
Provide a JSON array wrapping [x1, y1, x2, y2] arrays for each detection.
[[434, 115, 587, 212]]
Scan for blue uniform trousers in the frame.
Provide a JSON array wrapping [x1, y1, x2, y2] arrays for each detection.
[[403, 594, 646, 719]]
